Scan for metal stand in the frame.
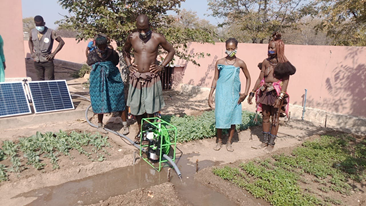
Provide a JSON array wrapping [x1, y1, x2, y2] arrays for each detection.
[[139, 117, 177, 172]]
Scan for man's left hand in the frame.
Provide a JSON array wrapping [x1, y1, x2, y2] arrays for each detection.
[[149, 64, 163, 74], [46, 53, 55, 61], [238, 93, 247, 104]]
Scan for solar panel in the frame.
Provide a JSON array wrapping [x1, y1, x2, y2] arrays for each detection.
[[28, 80, 74, 113], [0, 82, 32, 118]]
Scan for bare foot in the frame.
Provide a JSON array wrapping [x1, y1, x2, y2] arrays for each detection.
[[265, 145, 275, 153], [226, 142, 234, 152], [251, 143, 268, 149], [120, 126, 129, 135], [213, 142, 222, 151]]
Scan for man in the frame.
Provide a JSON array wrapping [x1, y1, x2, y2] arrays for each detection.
[[29, 15, 65, 80], [123, 14, 175, 143]]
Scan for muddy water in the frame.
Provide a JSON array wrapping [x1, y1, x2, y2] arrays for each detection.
[[20, 153, 237, 206]]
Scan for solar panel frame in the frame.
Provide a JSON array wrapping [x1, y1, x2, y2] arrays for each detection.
[[0, 82, 32, 118], [28, 80, 74, 114]]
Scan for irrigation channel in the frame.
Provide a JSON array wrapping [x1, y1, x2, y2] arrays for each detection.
[[19, 153, 238, 206]]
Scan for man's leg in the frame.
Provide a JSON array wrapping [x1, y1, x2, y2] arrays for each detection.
[[134, 113, 147, 144], [43, 61, 55, 80], [226, 125, 235, 152], [34, 61, 45, 81]]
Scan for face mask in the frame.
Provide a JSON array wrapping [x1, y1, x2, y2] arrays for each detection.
[[225, 50, 237, 57], [36, 26, 45, 33], [139, 30, 152, 40], [268, 50, 275, 55]]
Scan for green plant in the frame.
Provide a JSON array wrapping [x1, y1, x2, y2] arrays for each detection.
[[161, 110, 260, 142], [71, 64, 91, 78], [0, 130, 112, 181], [213, 134, 365, 205]]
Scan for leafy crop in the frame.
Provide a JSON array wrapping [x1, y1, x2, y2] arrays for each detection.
[[213, 135, 366, 205], [0, 130, 111, 182], [161, 110, 260, 142]]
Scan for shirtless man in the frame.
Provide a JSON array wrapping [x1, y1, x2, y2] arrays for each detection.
[[123, 14, 175, 143]]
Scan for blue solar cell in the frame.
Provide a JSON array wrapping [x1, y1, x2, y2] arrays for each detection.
[[28, 80, 74, 113], [0, 82, 32, 118]]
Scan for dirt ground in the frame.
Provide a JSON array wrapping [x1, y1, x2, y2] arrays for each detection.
[[0, 60, 364, 206]]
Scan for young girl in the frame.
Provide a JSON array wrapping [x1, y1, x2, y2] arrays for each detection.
[[248, 32, 296, 152], [208, 38, 251, 152]]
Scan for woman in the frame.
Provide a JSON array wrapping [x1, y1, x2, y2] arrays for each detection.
[[248, 32, 296, 152], [87, 35, 128, 134], [208, 38, 251, 152]]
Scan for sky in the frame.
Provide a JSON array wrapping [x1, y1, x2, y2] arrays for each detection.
[[21, 0, 221, 30]]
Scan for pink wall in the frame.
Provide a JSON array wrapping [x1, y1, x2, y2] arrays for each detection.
[[0, 0, 27, 78], [177, 42, 366, 118], [21, 39, 366, 118], [25, 38, 91, 64]]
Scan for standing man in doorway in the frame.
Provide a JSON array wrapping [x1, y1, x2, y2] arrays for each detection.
[[123, 14, 175, 143], [29, 15, 65, 80]]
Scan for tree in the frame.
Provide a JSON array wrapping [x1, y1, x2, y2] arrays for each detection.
[[23, 17, 35, 33], [208, 0, 311, 43], [172, 9, 219, 42], [313, 0, 366, 46], [282, 17, 331, 45], [57, 0, 216, 66]]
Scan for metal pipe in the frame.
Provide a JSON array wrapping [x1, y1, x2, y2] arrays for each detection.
[[302, 89, 307, 120]]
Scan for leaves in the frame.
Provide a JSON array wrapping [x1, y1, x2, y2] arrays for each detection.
[[0, 130, 111, 182], [57, 0, 216, 65], [214, 134, 366, 205], [313, 0, 366, 46], [161, 110, 260, 143], [208, 0, 312, 43]]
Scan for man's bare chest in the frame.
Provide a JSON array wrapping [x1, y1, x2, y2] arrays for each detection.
[[132, 39, 159, 52]]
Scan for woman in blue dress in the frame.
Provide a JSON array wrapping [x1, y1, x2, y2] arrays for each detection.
[[208, 38, 251, 152]]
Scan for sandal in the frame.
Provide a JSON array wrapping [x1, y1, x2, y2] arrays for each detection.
[[134, 133, 141, 144], [213, 142, 222, 151], [226, 142, 234, 152]]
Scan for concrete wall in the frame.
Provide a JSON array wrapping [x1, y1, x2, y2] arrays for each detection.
[[23, 38, 118, 64], [0, 0, 27, 79], [20, 38, 366, 122]]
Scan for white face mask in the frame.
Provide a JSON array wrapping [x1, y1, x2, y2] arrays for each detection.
[[36, 26, 45, 33], [225, 50, 237, 57]]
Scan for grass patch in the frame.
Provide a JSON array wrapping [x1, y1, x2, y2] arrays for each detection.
[[161, 110, 260, 142], [213, 135, 366, 205], [0, 130, 111, 182]]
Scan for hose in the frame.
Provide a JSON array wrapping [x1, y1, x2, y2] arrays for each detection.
[[71, 93, 182, 178]]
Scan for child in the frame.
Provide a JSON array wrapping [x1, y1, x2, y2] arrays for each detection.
[[208, 38, 251, 152], [248, 32, 296, 152]]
